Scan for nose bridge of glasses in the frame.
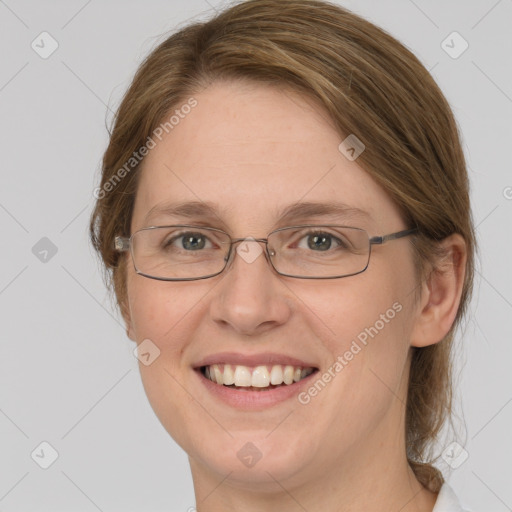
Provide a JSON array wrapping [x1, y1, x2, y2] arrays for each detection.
[[223, 237, 274, 268], [230, 237, 269, 247]]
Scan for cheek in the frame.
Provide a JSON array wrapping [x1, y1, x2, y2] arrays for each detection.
[[127, 275, 205, 343], [125, 276, 210, 447], [285, 271, 409, 355], [126, 276, 205, 411], [289, 255, 415, 408]]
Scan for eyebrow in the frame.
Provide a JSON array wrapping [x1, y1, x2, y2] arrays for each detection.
[[275, 201, 371, 225], [143, 200, 371, 227]]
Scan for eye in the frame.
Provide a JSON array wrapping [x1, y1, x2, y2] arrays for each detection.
[[301, 232, 340, 251], [294, 230, 350, 252], [163, 231, 214, 251]]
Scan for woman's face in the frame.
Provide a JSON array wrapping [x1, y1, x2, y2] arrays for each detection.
[[125, 81, 421, 490]]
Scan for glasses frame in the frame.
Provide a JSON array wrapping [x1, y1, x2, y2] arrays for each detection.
[[114, 224, 418, 281]]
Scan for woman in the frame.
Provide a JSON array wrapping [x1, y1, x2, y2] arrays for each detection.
[[90, 1, 475, 510]]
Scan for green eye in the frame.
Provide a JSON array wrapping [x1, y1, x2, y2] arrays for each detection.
[[180, 233, 207, 250], [162, 231, 213, 251], [306, 233, 334, 251], [294, 230, 348, 252]]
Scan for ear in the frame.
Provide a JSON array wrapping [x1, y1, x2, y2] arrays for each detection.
[[410, 234, 467, 348]]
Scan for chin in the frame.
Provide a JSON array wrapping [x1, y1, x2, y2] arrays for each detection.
[[186, 427, 318, 491]]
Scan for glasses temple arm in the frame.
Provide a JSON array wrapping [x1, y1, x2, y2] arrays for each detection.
[[369, 228, 418, 245]]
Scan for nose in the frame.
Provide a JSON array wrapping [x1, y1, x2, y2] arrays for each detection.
[[208, 239, 291, 336]]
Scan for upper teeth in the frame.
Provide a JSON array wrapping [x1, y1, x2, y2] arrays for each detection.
[[204, 364, 314, 387]]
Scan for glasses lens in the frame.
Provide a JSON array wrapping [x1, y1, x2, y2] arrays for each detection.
[[131, 226, 230, 280], [268, 226, 370, 278]]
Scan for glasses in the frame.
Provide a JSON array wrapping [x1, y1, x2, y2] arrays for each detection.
[[114, 224, 418, 281]]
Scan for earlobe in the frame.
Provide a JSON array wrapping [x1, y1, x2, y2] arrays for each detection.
[[410, 234, 467, 348]]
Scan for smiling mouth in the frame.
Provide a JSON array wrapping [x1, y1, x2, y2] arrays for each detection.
[[200, 363, 318, 391]]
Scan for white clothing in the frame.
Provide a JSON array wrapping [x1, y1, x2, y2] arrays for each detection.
[[433, 483, 472, 512]]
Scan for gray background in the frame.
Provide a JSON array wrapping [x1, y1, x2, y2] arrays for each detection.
[[0, 0, 511, 511]]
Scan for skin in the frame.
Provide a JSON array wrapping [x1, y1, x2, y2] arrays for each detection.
[[123, 80, 466, 511]]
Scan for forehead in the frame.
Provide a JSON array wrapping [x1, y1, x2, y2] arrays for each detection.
[[131, 81, 402, 234]]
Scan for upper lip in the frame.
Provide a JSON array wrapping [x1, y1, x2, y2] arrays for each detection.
[[193, 352, 319, 369]]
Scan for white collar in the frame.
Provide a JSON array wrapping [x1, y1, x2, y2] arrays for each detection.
[[433, 483, 471, 512]]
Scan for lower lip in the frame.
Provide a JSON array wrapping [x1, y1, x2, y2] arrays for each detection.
[[195, 369, 318, 409]]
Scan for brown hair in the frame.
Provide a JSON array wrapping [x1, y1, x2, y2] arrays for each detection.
[[90, 0, 475, 491]]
